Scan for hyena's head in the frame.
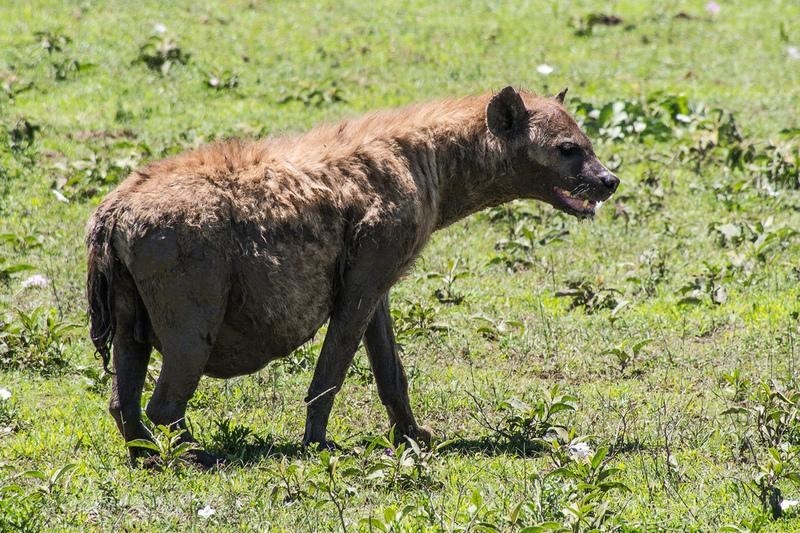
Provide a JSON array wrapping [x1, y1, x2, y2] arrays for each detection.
[[486, 86, 619, 218]]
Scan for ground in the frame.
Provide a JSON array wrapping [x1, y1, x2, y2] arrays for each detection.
[[1, 0, 800, 531]]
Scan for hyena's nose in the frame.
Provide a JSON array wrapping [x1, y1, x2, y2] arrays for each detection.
[[599, 172, 619, 193]]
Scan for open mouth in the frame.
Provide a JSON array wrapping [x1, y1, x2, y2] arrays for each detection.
[[553, 187, 599, 218]]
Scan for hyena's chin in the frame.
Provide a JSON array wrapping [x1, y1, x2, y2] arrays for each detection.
[[552, 186, 599, 218]]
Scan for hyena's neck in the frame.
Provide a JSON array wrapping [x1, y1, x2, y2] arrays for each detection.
[[415, 119, 512, 230]]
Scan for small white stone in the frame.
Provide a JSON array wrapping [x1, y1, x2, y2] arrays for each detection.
[[788, 46, 800, 61], [52, 189, 69, 203], [21, 274, 49, 289], [568, 442, 593, 459], [781, 499, 800, 511], [536, 64, 554, 75], [153, 23, 167, 34], [197, 505, 216, 518], [0, 388, 11, 401]]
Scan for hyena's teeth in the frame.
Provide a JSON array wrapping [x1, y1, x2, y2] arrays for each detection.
[[582, 199, 589, 208]]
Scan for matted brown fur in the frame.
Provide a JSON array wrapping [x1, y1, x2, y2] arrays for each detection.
[[87, 87, 619, 463]]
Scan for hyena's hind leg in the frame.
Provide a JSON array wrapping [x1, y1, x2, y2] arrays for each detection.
[[134, 256, 229, 469], [108, 274, 153, 463]]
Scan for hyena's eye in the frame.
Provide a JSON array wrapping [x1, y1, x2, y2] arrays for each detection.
[[558, 142, 580, 157]]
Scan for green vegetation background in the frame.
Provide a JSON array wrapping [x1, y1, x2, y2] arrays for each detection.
[[1, 0, 799, 530]]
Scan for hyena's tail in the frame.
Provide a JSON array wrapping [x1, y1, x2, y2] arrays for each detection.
[[86, 208, 119, 374]]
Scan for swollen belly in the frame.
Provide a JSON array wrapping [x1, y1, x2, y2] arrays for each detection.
[[203, 279, 334, 378], [205, 310, 329, 378]]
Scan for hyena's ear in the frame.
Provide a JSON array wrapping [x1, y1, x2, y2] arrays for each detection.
[[554, 87, 568, 104], [486, 86, 529, 141]]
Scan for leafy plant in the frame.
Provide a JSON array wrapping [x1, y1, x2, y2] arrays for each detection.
[[362, 429, 443, 490], [0, 72, 33, 101], [0, 231, 44, 253], [556, 276, 622, 314], [573, 93, 702, 143], [602, 338, 651, 375], [281, 339, 319, 374], [209, 418, 254, 457], [490, 220, 569, 273], [678, 262, 728, 306], [53, 147, 143, 200], [34, 30, 70, 54], [0, 463, 76, 531], [625, 247, 668, 296], [135, 33, 190, 75], [0, 258, 34, 285], [470, 386, 579, 449], [205, 70, 240, 92], [422, 258, 471, 305], [0, 308, 79, 374], [470, 314, 524, 341], [278, 79, 347, 107], [723, 380, 800, 518], [0, 387, 19, 436], [390, 300, 448, 341], [126, 424, 200, 470], [545, 440, 630, 531], [570, 12, 623, 37], [499, 388, 577, 443], [7, 119, 39, 154], [360, 503, 424, 532]]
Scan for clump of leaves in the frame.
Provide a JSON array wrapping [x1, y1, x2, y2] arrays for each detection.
[[499, 387, 577, 443], [502, 435, 630, 531], [490, 220, 569, 272], [0, 230, 43, 254], [571, 13, 623, 36], [573, 93, 702, 143], [32, 30, 91, 81], [310, 451, 359, 531], [34, 30, 70, 54], [0, 308, 78, 374], [135, 33, 190, 75], [723, 380, 800, 518], [470, 385, 578, 450], [544, 438, 630, 530], [0, 388, 20, 436], [361, 429, 443, 490], [602, 338, 651, 376], [721, 368, 751, 403], [556, 276, 622, 314], [78, 364, 111, 395], [0, 463, 75, 531], [709, 217, 798, 261], [390, 300, 448, 341], [53, 143, 144, 200], [127, 424, 200, 470], [678, 262, 728, 306], [0, 72, 32, 101], [421, 258, 470, 305], [205, 70, 240, 92], [0, 258, 34, 285], [209, 418, 255, 459], [7, 118, 39, 155], [625, 247, 668, 296], [278, 79, 347, 107], [360, 503, 427, 532], [470, 314, 524, 341]]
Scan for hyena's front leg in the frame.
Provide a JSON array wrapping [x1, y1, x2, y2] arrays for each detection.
[[364, 294, 431, 445], [302, 290, 382, 448], [302, 237, 409, 448]]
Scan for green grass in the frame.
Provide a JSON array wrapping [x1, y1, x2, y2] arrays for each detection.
[[2, 0, 800, 530]]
